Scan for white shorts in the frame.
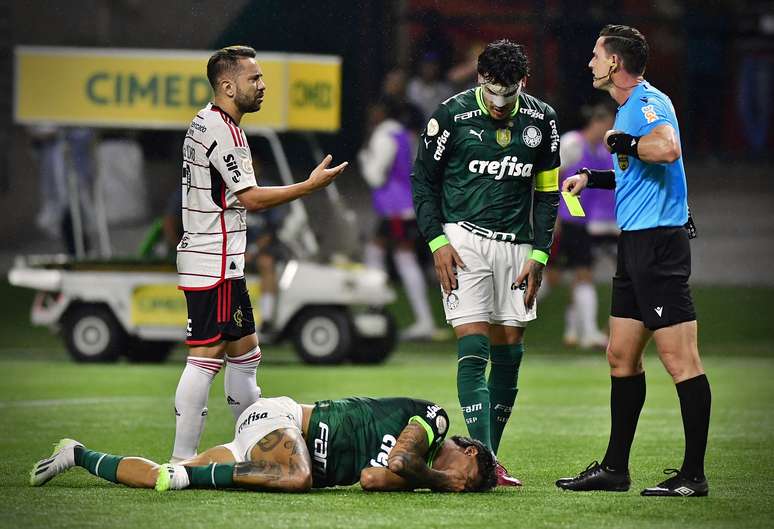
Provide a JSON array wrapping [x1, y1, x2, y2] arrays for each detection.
[[441, 223, 537, 328], [221, 396, 304, 462]]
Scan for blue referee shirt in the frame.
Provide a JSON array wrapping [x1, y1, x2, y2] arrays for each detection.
[[613, 81, 688, 231]]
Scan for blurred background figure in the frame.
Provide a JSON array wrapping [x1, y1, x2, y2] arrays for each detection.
[[407, 52, 454, 122], [544, 102, 617, 349], [29, 126, 96, 256], [245, 171, 289, 336], [382, 67, 425, 134], [446, 42, 486, 92], [359, 97, 438, 341]]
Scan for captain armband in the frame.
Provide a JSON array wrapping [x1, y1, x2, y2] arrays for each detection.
[[579, 168, 616, 190]]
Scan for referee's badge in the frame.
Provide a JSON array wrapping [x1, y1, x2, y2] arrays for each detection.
[[446, 292, 459, 311], [617, 153, 629, 170], [496, 128, 511, 148]]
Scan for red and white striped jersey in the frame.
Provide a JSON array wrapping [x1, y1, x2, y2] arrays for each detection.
[[177, 103, 257, 290]]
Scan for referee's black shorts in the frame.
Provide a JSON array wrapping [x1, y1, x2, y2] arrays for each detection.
[[611, 227, 696, 330]]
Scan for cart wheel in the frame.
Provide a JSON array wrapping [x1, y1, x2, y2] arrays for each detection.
[[126, 339, 176, 364], [62, 305, 127, 363], [349, 309, 398, 365], [292, 307, 352, 365]]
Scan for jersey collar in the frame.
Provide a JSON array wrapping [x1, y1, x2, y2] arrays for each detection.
[[475, 87, 520, 119]]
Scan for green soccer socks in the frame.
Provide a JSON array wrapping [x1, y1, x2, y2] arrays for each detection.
[[457, 334, 492, 450], [74, 446, 124, 483], [488, 342, 524, 455]]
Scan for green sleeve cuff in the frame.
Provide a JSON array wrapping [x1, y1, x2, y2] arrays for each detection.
[[529, 249, 549, 265], [428, 235, 450, 253], [409, 416, 435, 446]]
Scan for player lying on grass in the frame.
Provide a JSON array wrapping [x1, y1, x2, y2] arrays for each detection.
[[31, 396, 497, 493]]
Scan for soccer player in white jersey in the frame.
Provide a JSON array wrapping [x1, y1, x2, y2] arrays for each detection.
[[171, 46, 348, 462]]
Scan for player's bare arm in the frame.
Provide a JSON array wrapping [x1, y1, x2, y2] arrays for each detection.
[[604, 124, 680, 164], [231, 428, 313, 492], [432, 243, 466, 295], [385, 423, 466, 492], [235, 154, 348, 210], [359, 467, 412, 491]]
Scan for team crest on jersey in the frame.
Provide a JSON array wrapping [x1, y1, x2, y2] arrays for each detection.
[[234, 308, 244, 327], [446, 292, 459, 311], [617, 153, 629, 171], [522, 125, 542, 148], [426, 118, 440, 137], [241, 158, 254, 174], [496, 128, 511, 148]]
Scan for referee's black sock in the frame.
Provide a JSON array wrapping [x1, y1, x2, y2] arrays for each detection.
[[676, 374, 711, 480], [601, 372, 646, 473]]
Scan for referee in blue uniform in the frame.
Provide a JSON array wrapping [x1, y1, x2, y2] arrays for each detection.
[[556, 25, 711, 497]]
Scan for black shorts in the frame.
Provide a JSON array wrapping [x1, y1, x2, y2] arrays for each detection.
[[611, 227, 696, 330], [184, 278, 256, 346], [376, 218, 421, 244], [556, 221, 593, 268]]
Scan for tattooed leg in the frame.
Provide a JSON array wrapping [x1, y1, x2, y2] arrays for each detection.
[[232, 428, 313, 492]]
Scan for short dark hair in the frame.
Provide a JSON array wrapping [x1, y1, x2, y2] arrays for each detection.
[[477, 39, 529, 86], [599, 25, 649, 76], [206, 45, 257, 90], [450, 436, 497, 492]]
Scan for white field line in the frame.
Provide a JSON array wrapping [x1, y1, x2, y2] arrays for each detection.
[[0, 396, 168, 408]]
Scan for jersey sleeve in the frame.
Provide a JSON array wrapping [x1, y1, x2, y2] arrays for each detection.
[[208, 123, 257, 194], [531, 105, 561, 258], [635, 96, 675, 136], [409, 402, 449, 465], [410, 104, 453, 248]]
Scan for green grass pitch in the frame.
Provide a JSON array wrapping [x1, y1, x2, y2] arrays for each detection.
[[1, 282, 773, 528]]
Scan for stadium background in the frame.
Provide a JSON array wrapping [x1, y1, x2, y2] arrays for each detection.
[[1, 1, 773, 528]]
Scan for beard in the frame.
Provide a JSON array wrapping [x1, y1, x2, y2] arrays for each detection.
[[234, 88, 262, 113]]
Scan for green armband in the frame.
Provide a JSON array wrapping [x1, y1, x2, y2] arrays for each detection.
[[529, 249, 549, 265], [428, 235, 450, 253]]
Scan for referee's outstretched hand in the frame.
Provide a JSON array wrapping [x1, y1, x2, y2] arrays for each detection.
[[562, 172, 588, 196], [307, 154, 348, 191], [433, 243, 466, 295]]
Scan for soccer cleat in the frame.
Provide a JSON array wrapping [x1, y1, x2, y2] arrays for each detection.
[[30, 438, 83, 486], [155, 463, 190, 492], [495, 462, 523, 487], [641, 469, 708, 497], [555, 461, 631, 492]]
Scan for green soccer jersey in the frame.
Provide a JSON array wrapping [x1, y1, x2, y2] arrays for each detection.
[[306, 397, 449, 488], [411, 87, 561, 254]]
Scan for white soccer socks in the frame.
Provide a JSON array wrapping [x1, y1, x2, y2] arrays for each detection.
[[172, 356, 223, 461], [395, 250, 436, 337], [224, 346, 262, 419], [574, 282, 607, 348]]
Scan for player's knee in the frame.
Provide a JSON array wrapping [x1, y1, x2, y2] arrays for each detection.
[[659, 348, 701, 382], [606, 344, 641, 375]]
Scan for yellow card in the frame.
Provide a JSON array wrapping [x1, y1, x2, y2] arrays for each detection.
[[561, 192, 586, 217]]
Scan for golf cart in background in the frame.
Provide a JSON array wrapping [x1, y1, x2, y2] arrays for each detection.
[[9, 128, 397, 365], [11, 47, 398, 365]]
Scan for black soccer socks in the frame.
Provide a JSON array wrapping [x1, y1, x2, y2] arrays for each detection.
[[676, 373, 711, 479], [601, 372, 646, 472]]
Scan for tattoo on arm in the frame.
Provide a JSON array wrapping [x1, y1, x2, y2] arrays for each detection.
[[232, 428, 313, 491], [256, 431, 284, 452]]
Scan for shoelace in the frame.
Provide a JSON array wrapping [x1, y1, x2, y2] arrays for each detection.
[[662, 468, 680, 476], [577, 460, 601, 478]]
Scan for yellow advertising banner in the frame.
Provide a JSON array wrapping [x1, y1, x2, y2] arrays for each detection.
[[131, 282, 263, 327], [15, 47, 340, 132]]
